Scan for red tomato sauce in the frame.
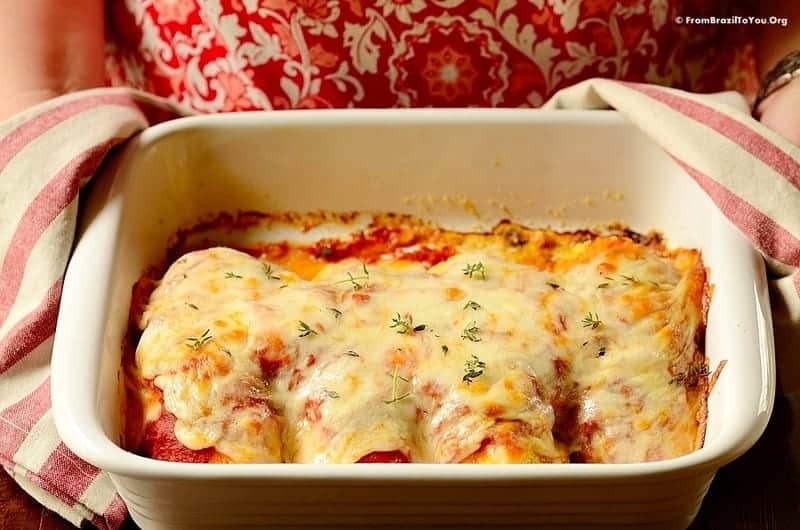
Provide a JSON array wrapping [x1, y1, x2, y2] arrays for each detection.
[[357, 451, 410, 463]]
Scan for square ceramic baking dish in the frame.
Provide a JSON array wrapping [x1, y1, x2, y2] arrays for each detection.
[[51, 109, 775, 530]]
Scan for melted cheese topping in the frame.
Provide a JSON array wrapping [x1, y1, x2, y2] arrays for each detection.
[[128, 220, 708, 464]]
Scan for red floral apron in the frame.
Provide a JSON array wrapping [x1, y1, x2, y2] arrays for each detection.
[[106, 0, 758, 111]]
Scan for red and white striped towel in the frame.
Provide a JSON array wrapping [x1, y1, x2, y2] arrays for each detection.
[[1, 79, 798, 528]]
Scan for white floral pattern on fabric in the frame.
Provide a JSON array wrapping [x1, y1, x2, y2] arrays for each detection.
[[106, 0, 758, 111], [376, 0, 426, 25]]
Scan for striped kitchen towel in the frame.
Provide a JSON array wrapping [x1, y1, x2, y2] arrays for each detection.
[[0, 88, 187, 529], [1, 79, 799, 528]]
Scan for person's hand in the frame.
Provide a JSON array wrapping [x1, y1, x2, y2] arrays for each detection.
[[757, 78, 800, 147]]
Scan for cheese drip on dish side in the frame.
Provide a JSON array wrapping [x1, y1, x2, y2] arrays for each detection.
[[127, 222, 708, 464]]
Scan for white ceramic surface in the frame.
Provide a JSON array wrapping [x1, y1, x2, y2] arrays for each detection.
[[51, 109, 775, 530]]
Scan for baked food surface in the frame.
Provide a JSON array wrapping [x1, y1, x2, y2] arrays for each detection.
[[122, 213, 709, 464]]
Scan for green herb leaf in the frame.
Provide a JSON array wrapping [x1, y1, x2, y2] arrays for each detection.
[[298, 321, 317, 338], [344, 350, 360, 357], [390, 313, 411, 334], [185, 303, 199, 310], [462, 262, 487, 280], [597, 345, 607, 357], [441, 345, 449, 355], [225, 272, 243, 279], [463, 354, 486, 384], [185, 329, 212, 350], [581, 312, 602, 330], [390, 313, 426, 334], [461, 321, 481, 342], [323, 389, 341, 399], [335, 263, 370, 290], [463, 300, 481, 311], [262, 264, 280, 280], [328, 307, 343, 319], [546, 282, 561, 290]]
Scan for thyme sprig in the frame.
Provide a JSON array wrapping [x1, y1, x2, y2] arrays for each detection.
[[461, 321, 481, 342], [463, 354, 486, 384], [599, 275, 660, 288], [298, 321, 318, 338], [463, 300, 481, 311], [390, 313, 412, 334], [225, 271, 243, 279], [262, 264, 280, 280], [185, 329, 212, 350], [334, 263, 370, 290], [390, 313, 427, 334], [581, 312, 602, 330], [462, 262, 487, 280]]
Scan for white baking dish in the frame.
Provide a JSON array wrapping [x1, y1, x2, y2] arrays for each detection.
[[51, 109, 775, 530]]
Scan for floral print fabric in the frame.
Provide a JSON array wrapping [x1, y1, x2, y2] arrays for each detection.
[[106, 0, 758, 111]]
